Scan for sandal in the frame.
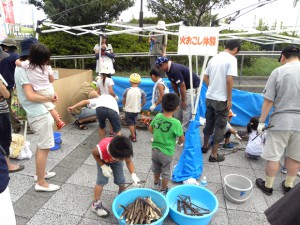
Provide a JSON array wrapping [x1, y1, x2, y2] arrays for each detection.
[[74, 120, 88, 130], [9, 164, 25, 173]]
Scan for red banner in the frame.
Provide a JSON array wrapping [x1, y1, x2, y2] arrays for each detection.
[[2, 0, 15, 24]]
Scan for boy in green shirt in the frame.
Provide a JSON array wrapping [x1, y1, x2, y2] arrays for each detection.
[[149, 93, 185, 194]]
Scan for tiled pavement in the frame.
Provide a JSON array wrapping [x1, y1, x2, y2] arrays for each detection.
[[10, 123, 299, 225]]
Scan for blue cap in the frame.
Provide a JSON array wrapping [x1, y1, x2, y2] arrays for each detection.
[[20, 37, 39, 57], [155, 56, 169, 66]]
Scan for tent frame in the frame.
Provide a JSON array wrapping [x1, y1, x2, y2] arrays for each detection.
[[38, 21, 300, 119]]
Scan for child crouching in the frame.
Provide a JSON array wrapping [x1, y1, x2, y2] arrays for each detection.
[[245, 117, 265, 160], [91, 135, 140, 217]]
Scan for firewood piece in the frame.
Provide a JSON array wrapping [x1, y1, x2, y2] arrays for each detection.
[[142, 197, 162, 216]]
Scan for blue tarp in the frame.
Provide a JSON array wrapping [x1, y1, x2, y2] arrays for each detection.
[[112, 76, 264, 126], [172, 117, 203, 183]]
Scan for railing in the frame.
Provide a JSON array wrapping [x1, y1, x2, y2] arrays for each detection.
[[50, 50, 281, 69]]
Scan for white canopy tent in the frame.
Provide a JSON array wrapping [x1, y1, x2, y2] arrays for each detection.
[[37, 21, 300, 119]]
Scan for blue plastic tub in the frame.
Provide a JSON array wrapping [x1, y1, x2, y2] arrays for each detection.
[[112, 188, 169, 225], [166, 185, 218, 225], [50, 132, 62, 151]]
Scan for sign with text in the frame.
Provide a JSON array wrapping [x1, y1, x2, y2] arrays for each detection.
[[178, 26, 219, 56]]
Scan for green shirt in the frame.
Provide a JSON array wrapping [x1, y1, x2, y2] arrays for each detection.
[[150, 113, 183, 156]]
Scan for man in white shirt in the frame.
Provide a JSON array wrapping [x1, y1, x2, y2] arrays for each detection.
[[201, 40, 241, 163]]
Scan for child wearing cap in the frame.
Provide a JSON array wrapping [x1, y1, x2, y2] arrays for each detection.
[[149, 68, 169, 112], [122, 73, 147, 142]]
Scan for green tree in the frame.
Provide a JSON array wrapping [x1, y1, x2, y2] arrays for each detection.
[[146, 0, 233, 26], [29, 0, 134, 26]]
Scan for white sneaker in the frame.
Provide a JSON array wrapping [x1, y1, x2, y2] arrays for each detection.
[[91, 201, 110, 217], [35, 184, 60, 192], [34, 171, 56, 181], [298, 171, 300, 177]]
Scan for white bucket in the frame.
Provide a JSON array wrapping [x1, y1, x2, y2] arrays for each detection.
[[223, 174, 253, 204]]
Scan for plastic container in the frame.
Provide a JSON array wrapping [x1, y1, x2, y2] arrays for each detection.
[[200, 176, 207, 188], [50, 132, 62, 151], [166, 185, 218, 225], [112, 188, 169, 225], [223, 174, 253, 204]]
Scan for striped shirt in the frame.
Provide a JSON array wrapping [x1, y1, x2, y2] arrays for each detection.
[[0, 99, 9, 114]]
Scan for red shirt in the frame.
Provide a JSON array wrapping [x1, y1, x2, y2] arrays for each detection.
[[97, 137, 116, 163]]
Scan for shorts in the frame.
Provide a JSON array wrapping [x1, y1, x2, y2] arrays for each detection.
[[125, 112, 138, 126], [151, 148, 173, 180], [28, 113, 54, 149], [96, 161, 125, 186], [262, 130, 300, 161], [96, 107, 121, 133], [203, 99, 228, 143], [36, 87, 55, 111], [73, 107, 96, 120]]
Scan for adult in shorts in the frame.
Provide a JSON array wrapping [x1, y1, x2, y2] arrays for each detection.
[[256, 46, 300, 196], [15, 38, 59, 192]]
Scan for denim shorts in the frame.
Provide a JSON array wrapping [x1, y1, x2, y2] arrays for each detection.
[[96, 107, 121, 133], [96, 161, 125, 186], [125, 112, 138, 126], [74, 107, 96, 120], [151, 148, 173, 180]]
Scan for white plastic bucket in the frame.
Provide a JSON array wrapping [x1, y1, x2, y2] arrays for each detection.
[[223, 174, 253, 204]]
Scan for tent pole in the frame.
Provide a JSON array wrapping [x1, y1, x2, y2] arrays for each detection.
[[188, 54, 195, 120], [193, 55, 209, 118], [98, 35, 102, 75]]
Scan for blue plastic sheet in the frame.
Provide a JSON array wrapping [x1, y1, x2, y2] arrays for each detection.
[[172, 118, 203, 182], [112, 76, 173, 111], [198, 83, 264, 126], [113, 76, 264, 126]]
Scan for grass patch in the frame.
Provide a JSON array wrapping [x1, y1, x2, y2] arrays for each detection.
[[242, 57, 280, 76]]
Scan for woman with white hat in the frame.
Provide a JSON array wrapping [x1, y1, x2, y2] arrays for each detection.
[[149, 21, 168, 75]]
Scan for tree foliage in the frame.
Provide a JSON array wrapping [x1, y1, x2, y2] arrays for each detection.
[[29, 0, 134, 26], [146, 0, 233, 26]]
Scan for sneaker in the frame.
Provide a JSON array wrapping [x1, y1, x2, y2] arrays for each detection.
[[201, 146, 209, 154], [129, 135, 137, 142], [209, 154, 225, 162], [281, 180, 292, 195], [109, 131, 116, 137], [160, 187, 169, 195], [91, 201, 110, 217], [56, 120, 66, 130], [223, 143, 234, 149], [256, 178, 273, 196], [281, 167, 287, 174], [153, 180, 161, 190], [298, 171, 300, 177]]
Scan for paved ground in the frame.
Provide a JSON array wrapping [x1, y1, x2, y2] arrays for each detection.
[[10, 122, 299, 225]]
